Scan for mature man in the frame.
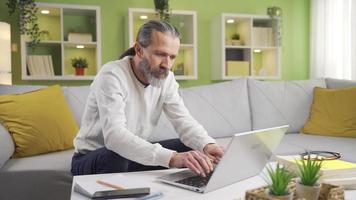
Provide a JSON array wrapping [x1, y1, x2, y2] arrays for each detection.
[[71, 20, 224, 177]]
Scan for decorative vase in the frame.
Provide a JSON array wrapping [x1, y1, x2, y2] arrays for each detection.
[[266, 190, 294, 200], [75, 68, 85, 76], [296, 181, 321, 200]]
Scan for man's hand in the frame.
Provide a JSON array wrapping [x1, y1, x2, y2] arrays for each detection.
[[169, 150, 213, 177], [203, 143, 224, 164]]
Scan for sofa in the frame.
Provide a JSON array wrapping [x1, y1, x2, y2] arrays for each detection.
[[0, 77, 355, 200]]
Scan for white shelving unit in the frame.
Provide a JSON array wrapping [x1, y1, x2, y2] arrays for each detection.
[[21, 3, 101, 80], [127, 8, 198, 80], [211, 13, 281, 80]]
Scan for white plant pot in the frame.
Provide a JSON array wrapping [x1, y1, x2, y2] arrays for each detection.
[[231, 39, 241, 46], [266, 190, 294, 200], [296, 181, 321, 200]]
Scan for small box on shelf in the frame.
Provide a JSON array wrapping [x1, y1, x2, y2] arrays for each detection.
[[252, 27, 274, 47], [226, 61, 249, 76], [68, 33, 93, 42]]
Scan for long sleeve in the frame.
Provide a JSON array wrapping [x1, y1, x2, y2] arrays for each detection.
[[163, 78, 216, 152], [91, 63, 174, 167]]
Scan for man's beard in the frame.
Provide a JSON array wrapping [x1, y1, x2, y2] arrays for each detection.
[[139, 58, 169, 88]]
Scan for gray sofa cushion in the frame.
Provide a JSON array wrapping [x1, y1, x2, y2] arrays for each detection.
[[275, 133, 356, 163], [150, 78, 251, 141], [325, 78, 356, 89], [248, 78, 326, 133], [0, 124, 14, 169], [0, 84, 44, 95], [62, 86, 90, 127], [0, 149, 74, 200]]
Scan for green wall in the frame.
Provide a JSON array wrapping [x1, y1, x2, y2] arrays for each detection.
[[0, 0, 310, 87]]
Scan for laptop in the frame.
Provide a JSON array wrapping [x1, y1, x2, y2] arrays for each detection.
[[157, 125, 289, 193]]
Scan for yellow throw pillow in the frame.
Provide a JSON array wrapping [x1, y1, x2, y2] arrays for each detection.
[[301, 87, 356, 137], [0, 85, 78, 158]]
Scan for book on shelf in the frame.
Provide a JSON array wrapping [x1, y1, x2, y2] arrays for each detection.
[[252, 27, 274, 47], [74, 174, 163, 200], [276, 155, 356, 189], [26, 55, 54, 76]]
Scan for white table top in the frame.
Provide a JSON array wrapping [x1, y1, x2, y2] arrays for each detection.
[[71, 168, 356, 200]]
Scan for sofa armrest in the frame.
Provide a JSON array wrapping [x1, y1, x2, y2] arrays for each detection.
[[0, 124, 15, 169], [325, 78, 356, 89]]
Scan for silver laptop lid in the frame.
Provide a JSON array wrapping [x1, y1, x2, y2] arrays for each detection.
[[204, 125, 288, 193]]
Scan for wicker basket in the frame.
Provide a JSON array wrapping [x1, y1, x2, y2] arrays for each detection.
[[245, 179, 344, 200]]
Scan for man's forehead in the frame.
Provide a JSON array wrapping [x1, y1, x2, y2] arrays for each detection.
[[148, 31, 180, 53], [151, 31, 179, 44]]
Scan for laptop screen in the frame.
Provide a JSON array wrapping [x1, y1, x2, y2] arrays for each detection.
[[204, 125, 288, 193]]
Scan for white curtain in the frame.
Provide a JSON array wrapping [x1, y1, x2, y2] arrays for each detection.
[[310, 0, 356, 80]]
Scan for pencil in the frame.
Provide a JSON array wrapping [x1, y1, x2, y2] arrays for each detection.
[[96, 179, 126, 190]]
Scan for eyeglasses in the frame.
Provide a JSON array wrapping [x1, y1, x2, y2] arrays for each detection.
[[300, 151, 341, 161]]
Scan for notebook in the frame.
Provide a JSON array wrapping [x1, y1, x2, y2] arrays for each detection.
[[74, 174, 163, 199]]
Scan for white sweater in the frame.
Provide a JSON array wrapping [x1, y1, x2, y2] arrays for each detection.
[[74, 56, 215, 168]]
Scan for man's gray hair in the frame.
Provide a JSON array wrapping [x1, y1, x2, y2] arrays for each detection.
[[119, 20, 180, 59], [136, 20, 180, 47]]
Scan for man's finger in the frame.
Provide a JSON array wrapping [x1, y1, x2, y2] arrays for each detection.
[[192, 151, 211, 174], [185, 161, 200, 175], [187, 152, 205, 176], [202, 153, 214, 171]]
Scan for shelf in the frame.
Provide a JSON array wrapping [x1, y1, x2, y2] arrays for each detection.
[[211, 13, 280, 80], [38, 40, 62, 44], [225, 45, 251, 49], [21, 3, 101, 80], [63, 42, 97, 48], [63, 8, 97, 42], [22, 75, 96, 80], [26, 42, 62, 76], [64, 46, 97, 76], [252, 48, 278, 77], [36, 6, 61, 41], [128, 8, 197, 80]]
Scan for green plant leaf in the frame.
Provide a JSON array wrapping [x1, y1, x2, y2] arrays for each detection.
[[267, 163, 293, 196], [296, 154, 323, 186]]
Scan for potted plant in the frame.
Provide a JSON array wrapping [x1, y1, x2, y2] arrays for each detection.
[[231, 33, 241, 45], [267, 6, 282, 46], [153, 0, 170, 22], [6, 0, 43, 47], [71, 57, 88, 76], [266, 163, 294, 200], [295, 155, 323, 200]]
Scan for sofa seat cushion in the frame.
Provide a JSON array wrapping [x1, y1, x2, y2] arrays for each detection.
[[275, 134, 356, 163], [0, 149, 74, 172], [149, 78, 251, 141], [248, 78, 326, 133], [0, 149, 74, 200]]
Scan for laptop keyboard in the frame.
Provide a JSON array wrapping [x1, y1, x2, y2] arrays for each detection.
[[175, 173, 213, 188]]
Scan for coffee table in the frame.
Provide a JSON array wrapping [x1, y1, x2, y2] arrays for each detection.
[[71, 168, 356, 200]]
